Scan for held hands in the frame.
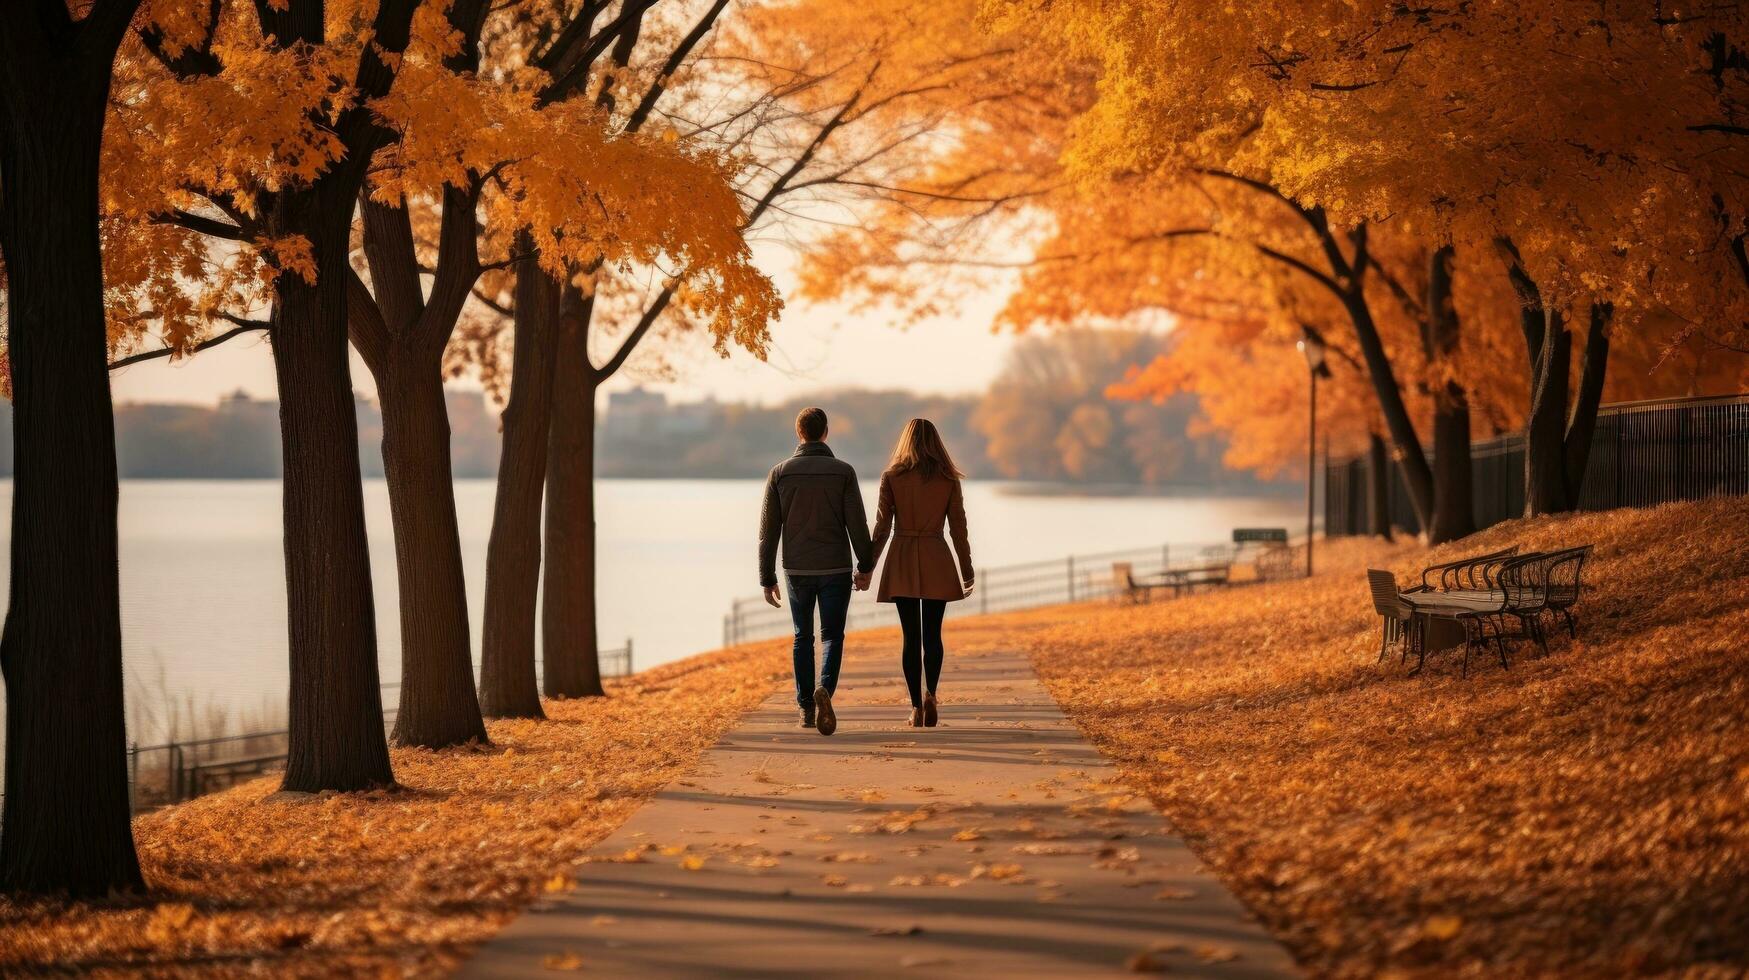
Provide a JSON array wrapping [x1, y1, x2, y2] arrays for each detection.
[[854, 571, 872, 592], [763, 585, 782, 608]]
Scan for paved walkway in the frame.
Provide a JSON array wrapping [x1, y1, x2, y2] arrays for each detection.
[[460, 647, 1297, 977]]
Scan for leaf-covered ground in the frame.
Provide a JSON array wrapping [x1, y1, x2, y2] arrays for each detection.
[[0, 642, 787, 976], [4, 498, 1745, 977], [978, 497, 1749, 977]]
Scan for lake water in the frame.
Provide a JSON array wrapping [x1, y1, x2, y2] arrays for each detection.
[[0, 479, 1300, 744]]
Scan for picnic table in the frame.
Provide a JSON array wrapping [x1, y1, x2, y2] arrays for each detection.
[[1148, 563, 1231, 596], [1110, 557, 1233, 604]]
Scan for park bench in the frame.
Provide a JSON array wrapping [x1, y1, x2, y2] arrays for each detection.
[[1232, 528, 1294, 582], [1371, 544, 1593, 677], [1404, 545, 1520, 594], [1160, 562, 1231, 596], [1110, 550, 1233, 604], [186, 751, 287, 797], [1110, 562, 1167, 604]]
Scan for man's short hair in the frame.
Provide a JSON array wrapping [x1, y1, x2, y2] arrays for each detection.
[[796, 407, 828, 442]]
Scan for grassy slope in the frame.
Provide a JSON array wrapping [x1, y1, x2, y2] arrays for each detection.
[[982, 497, 1749, 976]]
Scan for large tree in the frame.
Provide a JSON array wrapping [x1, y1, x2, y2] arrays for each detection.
[[0, 0, 146, 897], [107, 0, 428, 790], [469, 0, 781, 707], [352, 0, 766, 741], [994, 0, 1749, 515]]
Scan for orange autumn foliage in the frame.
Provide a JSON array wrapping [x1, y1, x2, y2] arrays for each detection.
[[94, 0, 779, 371]]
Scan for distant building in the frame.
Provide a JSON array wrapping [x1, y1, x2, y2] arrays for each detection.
[[604, 387, 667, 439], [605, 387, 717, 440]]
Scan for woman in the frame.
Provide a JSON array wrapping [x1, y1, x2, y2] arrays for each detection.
[[870, 419, 975, 727]]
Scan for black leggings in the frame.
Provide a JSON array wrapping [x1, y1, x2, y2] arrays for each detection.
[[894, 597, 947, 708]]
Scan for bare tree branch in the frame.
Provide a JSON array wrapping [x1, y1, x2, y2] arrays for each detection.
[[108, 320, 270, 370]]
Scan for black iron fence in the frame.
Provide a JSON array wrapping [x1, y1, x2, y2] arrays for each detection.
[[722, 541, 1252, 646], [1326, 394, 1749, 536], [122, 642, 633, 810]]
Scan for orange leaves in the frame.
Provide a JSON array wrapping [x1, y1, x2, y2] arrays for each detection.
[[1017, 496, 1749, 974], [0, 641, 789, 975]]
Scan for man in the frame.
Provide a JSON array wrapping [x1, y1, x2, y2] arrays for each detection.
[[758, 407, 873, 736]]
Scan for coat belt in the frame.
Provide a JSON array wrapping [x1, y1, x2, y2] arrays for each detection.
[[894, 529, 940, 538]]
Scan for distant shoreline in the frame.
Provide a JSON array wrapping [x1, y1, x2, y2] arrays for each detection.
[[0, 474, 1295, 496]]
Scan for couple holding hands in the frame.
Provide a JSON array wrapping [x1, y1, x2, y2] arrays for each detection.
[[756, 408, 974, 736]]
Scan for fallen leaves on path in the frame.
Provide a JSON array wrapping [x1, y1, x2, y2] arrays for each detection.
[[0, 641, 787, 976]]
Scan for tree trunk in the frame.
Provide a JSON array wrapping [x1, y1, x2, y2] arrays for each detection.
[[1342, 291, 1437, 533], [0, 81, 143, 897], [1524, 308, 1572, 516], [378, 351, 488, 748], [1564, 302, 1612, 502], [1365, 432, 1393, 541], [478, 250, 558, 718], [272, 191, 394, 792], [541, 291, 605, 699], [1424, 245, 1476, 544]]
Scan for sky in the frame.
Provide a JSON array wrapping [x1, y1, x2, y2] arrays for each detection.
[[108, 244, 1024, 410]]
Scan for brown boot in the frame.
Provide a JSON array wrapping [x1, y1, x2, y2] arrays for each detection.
[[814, 686, 837, 736], [908, 705, 924, 727], [923, 692, 938, 728]]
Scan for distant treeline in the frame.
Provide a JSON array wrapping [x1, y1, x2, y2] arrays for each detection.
[[601, 331, 1282, 490], [0, 391, 501, 480], [0, 333, 1284, 489]]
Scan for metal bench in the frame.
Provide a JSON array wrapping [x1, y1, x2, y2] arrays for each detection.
[[1162, 563, 1231, 596], [1110, 562, 1166, 604], [1404, 545, 1520, 594], [1379, 544, 1593, 677], [186, 752, 287, 797]]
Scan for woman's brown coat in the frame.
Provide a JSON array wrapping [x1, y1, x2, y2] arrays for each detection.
[[870, 468, 974, 602]]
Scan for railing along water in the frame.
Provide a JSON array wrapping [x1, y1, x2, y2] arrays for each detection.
[[722, 541, 1245, 647], [120, 641, 634, 810]]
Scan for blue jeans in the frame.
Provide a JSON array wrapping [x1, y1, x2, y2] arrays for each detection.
[[787, 572, 852, 708]]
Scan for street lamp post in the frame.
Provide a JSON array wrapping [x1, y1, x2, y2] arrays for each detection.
[[1296, 325, 1331, 578]]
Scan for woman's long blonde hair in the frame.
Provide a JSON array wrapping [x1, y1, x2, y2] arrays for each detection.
[[886, 418, 965, 482]]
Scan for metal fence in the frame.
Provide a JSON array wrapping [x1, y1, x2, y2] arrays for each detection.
[[722, 542, 1246, 646], [1325, 393, 1749, 536], [123, 642, 633, 810]]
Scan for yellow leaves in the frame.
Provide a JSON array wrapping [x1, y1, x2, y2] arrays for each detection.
[[951, 828, 984, 842], [541, 950, 585, 971], [1422, 915, 1463, 942], [888, 872, 966, 887], [2, 643, 785, 974], [968, 862, 1024, 881], [875, 810, 932, 834], [678, 855, 708, 872], [1010, 496, 1749, 975], [143, 903, 197, 946], [255, 234, 317, 285]]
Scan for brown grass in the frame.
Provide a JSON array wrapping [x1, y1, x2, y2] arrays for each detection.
[[971, 497, 1749, 977], [0, 641, 787, 977]]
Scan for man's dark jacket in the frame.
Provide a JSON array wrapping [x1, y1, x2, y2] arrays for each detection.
[[759, 442, 874, 588]]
